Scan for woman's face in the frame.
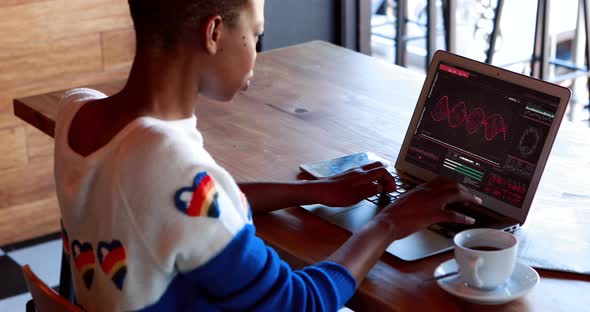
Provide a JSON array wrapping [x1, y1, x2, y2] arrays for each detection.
[[199, 0, 265, 101]]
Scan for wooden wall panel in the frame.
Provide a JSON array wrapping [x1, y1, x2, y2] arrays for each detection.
[[0, 34, 103, 92], [0, 96, 22, 130], [0, 196, 60, 246], [0, 155, 54, 209], [26, 125, 53, 161], [0, 0, 131, 45], [0, 0, 134, 245], [5, 65, 130, 101], [0, 127, 28, 171], [102, 28, 136, 71], [0, 1, 50, 9]]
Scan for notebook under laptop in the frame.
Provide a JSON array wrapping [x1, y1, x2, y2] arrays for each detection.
[[303, 50, 571, 261]]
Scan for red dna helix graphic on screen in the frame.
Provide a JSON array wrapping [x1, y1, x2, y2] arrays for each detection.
[[430, 96, 507, 142]]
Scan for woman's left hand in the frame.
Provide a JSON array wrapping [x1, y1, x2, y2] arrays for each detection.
[[314, 162, 396, 207]]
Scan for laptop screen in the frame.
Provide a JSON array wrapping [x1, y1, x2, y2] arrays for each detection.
[[405, 63, 561, 208]]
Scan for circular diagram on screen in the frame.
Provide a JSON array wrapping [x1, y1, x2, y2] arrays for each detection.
[[518, 126, 541, 158]]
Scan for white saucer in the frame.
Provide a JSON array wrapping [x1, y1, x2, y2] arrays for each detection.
[[434, 259, 540, 305]]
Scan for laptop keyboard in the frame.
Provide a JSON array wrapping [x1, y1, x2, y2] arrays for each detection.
[[366, 174, 417, 205], [365, 171, 499, 238]]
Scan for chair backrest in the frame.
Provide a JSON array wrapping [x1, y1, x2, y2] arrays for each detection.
[[22, 265, 83, 312]]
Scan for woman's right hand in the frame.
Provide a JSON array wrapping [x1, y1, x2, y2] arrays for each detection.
[[327, 176, 482, 285], [376, 176, 482, 241]]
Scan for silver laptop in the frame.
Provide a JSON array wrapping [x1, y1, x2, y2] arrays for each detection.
[[303, 50, 571, 261]]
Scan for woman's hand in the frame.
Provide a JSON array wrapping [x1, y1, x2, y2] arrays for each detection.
[[377, 176, 481, 240], [326, 176, 481, 285], [238, 162, 395, 214], [313, 162, 396, 207]]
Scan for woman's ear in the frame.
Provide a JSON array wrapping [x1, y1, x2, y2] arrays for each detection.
[[204, 15, 223, 54]]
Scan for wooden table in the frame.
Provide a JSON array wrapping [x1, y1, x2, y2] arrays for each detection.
[[14, 41, 590, 311]]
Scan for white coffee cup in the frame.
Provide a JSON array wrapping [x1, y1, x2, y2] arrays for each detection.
[[454, 228, 519, 290]]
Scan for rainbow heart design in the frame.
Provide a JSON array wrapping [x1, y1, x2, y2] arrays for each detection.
[[97, 240, 127, 290], [174, 172, 220, 218], [71, 241, 96, 289], [61, 220, 70, 255]]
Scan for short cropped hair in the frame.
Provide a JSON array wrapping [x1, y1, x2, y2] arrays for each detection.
[[128, 0, 248, 49]]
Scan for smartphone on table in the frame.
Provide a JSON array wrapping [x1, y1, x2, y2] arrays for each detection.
[[299, 152, 390, 178]]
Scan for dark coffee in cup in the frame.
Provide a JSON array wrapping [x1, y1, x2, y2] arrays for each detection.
[[469, 246, 503, 251]]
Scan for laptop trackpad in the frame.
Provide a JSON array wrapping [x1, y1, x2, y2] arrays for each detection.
[[387, 230, 454, 261], [321, 203, 454, 261]]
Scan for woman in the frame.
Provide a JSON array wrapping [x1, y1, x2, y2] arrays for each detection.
[[55, 0, 479, 310]]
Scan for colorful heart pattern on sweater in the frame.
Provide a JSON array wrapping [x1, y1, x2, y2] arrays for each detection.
[[71, 240, 96, 289], [97, 240, 128, 290], [175, 172, 220, 218]]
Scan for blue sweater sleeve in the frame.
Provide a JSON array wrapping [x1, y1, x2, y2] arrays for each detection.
[[182, 224, 357, 311]]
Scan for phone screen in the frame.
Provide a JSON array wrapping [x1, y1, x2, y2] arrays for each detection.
[[300, 152, 390, 178]]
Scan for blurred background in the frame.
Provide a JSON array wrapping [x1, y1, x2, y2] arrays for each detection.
[[370, 0, 589, 125]]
